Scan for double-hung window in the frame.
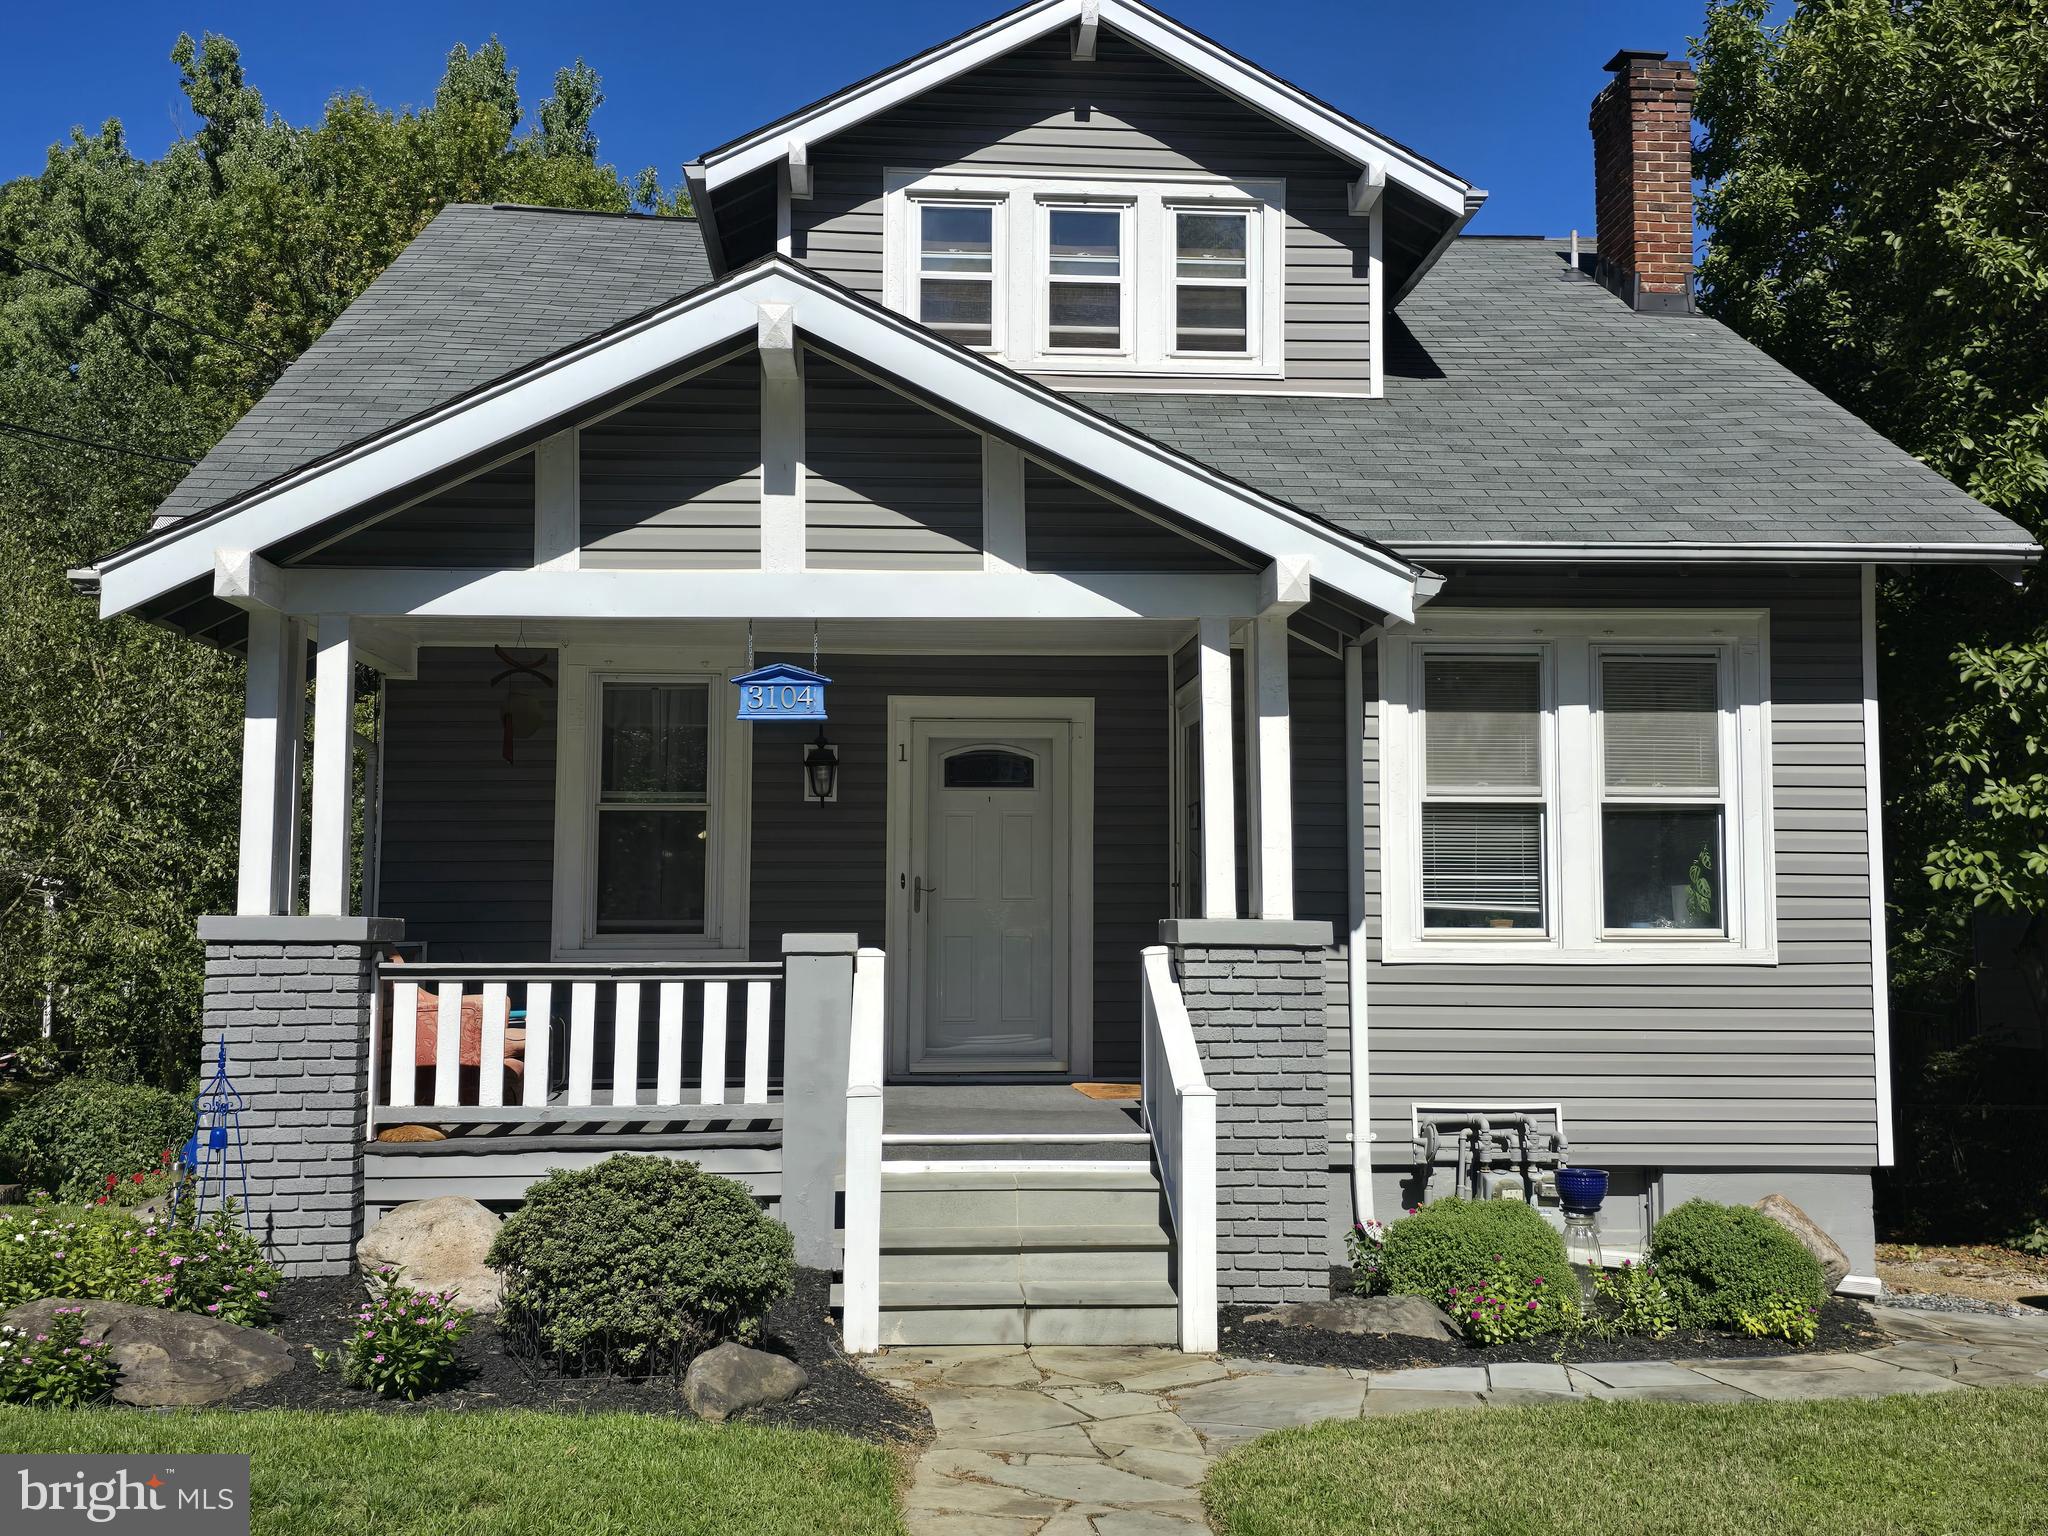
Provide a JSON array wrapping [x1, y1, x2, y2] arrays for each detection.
[[1045, 205, 1126, 353], [1382, 612, 1773, 963], [916, 201, 1000, 349], [1171, 208, 1252, 355]]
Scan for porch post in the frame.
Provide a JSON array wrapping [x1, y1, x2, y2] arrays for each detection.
[[1248, 609, 1294, 920], [779, 932, 860, 1269], [307, 614, 355, 916], [237, 610, 306, 916], [1196, 617, 1237, 919]]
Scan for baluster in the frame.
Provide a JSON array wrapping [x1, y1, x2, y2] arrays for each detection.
[[390, 981, 418, 1108], [699, 981, 729, 1105], [568, 982, 597, 1107], [522, 981, 552, 1109], [612, 981, 641, 1107], [479, 983, 509, 1109], [656, 983, 684, 1105], [744, 980, 772, 1105], [434, 982, 463, 1107]]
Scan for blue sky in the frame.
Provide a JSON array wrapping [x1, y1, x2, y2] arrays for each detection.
[[3, 1, 1709, 234]]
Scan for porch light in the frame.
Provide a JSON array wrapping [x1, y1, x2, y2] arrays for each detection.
[[804, 728, 840, 806]]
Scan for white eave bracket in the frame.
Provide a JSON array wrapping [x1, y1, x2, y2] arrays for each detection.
[[758, 301, 800, 379], [1348, 160, 1386, 217], [1260, 555, 1312, 615], [786, 140, 813, 201], [1073, 0, 1099, 60], [214, 549, 284, 612]]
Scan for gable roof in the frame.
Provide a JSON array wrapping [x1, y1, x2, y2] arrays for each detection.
[[1078, 238, 2036, 560], [94, 256, 1421, 621], [153, 204, 713, 526]]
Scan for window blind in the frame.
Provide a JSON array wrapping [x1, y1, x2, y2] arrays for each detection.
[[1422, 804, 1543, 913], [1601, 655, 1720, 793], [1423, 655, 1541, 792]]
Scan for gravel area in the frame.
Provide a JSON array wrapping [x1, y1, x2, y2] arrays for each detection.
[[1214, 1297, 1886, 1372], [1867, 1289, 2045, 1321], [220, 1267, 929, 1445]]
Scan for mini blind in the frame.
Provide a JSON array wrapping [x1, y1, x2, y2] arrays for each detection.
[[1422, 805, 1543, 913], [1602, 655, 1720, 793], [1423, 655, 1541, 792]]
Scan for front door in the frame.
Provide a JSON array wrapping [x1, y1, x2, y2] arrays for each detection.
[[907, 721, 1072, 1073]]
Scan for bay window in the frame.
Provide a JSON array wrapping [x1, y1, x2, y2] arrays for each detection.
[[1381, 612, 1773, 963]]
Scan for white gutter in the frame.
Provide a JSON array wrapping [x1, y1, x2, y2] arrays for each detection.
[[1396, 540, 2040, 566], [1343, 634, 1374, 1226]]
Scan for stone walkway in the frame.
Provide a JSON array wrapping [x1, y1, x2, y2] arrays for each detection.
[[864, 1305, 2048, 1535]]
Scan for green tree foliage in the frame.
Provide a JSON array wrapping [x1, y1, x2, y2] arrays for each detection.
[[0, 36, 679, 1084], [1693, 0, 2048, 1016]]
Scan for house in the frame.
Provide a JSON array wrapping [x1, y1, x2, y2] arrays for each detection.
[[76, 0, 2037, 1351]]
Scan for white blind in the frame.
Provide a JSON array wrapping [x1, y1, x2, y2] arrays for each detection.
[[1602, 656, 1720, 793], [1422, 805, 1543, 914], [1423, 655, 1541, 792]]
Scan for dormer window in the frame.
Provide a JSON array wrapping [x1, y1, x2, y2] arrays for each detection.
[[885, 172, 1284, 378]]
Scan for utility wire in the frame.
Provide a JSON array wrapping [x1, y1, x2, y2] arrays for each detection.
[[0, 419, 197, 468], [0, 243, 287, 371]]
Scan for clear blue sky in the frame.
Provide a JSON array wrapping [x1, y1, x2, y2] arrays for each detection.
[[3, 1, 1711, 235]]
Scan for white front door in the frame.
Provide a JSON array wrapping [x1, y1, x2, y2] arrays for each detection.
[[908, 722, 1071, 1072]]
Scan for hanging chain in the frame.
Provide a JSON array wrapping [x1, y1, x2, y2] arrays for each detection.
[[812, 622, 820, 673], [747, 619, 755, 672]]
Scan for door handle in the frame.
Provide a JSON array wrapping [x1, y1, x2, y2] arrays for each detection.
[[913, 876, 938, 914]]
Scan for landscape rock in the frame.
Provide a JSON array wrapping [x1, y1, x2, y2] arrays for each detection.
[[357, 1196, 503, 1313], [3, 1297, 293, 1407], [1243, 1294, 1459, 1341], [684, 1342, 808, 1421], [1754, 1194, 1853, 1292]]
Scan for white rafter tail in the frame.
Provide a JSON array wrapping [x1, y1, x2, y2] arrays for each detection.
[[1261, 555, 1313, 615], [1073, 0, 1100, 61], [785, 139, 813, 200], [1349, 158, 1387, 217], [214, 548, 284, 611]]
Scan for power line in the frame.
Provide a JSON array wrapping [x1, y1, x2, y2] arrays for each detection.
[[0, 419, 197, 468], [0, 243, 287, 371]]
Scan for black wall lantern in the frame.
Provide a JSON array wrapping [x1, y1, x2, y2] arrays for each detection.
[[804, 728, 840, 806]]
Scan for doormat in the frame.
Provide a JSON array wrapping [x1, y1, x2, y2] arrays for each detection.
[[1072, 1082, 1142, 1101]]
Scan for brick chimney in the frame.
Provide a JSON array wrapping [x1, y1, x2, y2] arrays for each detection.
[[1588, 49, 1697, 314]]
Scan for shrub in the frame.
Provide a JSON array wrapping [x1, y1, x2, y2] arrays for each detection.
[[1381, 1197, 1573, 1315], [489, 1154, 793, 1371], [1650, 1200, 1826, 1329], [0, 1204, 278, 1325], [315, 1268, 473, 1399], [0, 1079, 193, 1201], [1445, 1263, 1572, 1344], [1345, 1219, 1390, 1296], [0, 1314, 117, 1406], [1733, 1291, 1820, 1346], [1591, 1258, 1677, 1339]]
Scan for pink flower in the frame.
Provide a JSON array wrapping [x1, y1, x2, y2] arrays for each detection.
[[373, 1354, 386, 1364], [256, 1291, 269, 1300], [443, 1321, 458, 1332]]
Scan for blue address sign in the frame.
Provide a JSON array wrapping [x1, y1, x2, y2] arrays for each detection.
[[732, 662, 831, 722]]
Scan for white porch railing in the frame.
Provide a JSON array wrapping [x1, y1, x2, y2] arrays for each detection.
[[1140, 944, 1218, 1353], [369, 962, 783, 1128], [839, 947, 888, 1355]]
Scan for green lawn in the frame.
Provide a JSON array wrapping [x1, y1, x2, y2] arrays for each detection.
[[1203, 1387, 2048, 1536], [0, 1408, 905, 1536]]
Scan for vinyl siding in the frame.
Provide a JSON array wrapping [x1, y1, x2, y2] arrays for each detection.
[[299, 454, 535, 567], [803, 353, 985, 570], [790, 29, 1372, 390], [579, 356, 761, 567], [1025, 460, 1245, 572], [1342, 565, 1880, 1172]]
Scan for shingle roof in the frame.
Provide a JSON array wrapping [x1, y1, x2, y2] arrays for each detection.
[[1078, 238, 2033, 554], [152, 203, 713, 524]]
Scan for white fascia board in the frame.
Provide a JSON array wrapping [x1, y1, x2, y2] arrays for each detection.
[[697, 0, 1471, 217], [1397, 540, 2042, 565], [277, 567, 1264, 622], [99, 263, 1416, 621]]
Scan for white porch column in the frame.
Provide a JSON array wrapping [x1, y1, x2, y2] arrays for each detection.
[[759, 302, 805, 572], [1197, 616, 1237, 919], [307, 614, 356, 917], [236, 609, 305, 915], [1249, 609, 1295, 920]]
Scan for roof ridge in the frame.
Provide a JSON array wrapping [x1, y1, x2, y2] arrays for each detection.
[[483, 202, 701, 224]]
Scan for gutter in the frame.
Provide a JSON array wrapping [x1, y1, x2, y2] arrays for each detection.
[[1398, 540, 2040, 569]]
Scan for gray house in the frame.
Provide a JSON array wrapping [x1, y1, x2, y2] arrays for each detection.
[[78, 0, 2036, 1350]]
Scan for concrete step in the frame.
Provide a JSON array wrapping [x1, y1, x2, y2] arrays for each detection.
[[868, 1277, 1180, 1347], [880, 1223, 1173, 1284], [880, 1164, 1166, 1229]]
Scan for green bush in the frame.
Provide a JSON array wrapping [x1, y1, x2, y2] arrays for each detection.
[[0, 1203, 279, 1324], [1650, 1200, 1826, 1329], [1381, 1197, 1574, 1334], [0, 1079, 193, 1200], [488, 1154, 793, 1371]]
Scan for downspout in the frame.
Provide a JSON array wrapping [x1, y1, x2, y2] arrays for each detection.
[[1344, 635, 1374, 1224]]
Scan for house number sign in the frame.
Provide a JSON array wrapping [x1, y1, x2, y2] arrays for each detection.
[[731, 662, 831, 721]]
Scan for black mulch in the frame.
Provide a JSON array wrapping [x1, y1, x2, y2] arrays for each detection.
[[219, 1267, 929, 1445], [1215, 1297, 1887, 1372]]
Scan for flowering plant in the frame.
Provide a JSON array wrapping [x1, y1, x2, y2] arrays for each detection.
[[1346, 1219, 1391, 1296], [0, 1204, 278, 1325], [1733, 1291, 1819, 1346], [0, 1315, 117, 1407], [314, 1267, 473, 1399], [1591, 1259, 1677, 1339], [93, 1149, 180, 1210], [144, 1209, 282, 1327], [1446, 1258, 1577, 1345]]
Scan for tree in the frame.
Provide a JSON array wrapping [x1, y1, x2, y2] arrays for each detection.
[[0, 37, 682, 1085], [1693, 0, 2048, 1019]]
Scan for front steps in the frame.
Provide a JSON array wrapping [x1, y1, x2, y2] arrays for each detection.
[[874, 1164, 1179, 1346]]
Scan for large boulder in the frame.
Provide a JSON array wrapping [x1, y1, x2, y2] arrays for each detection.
[[3, 1297, 292, 1407], [1754, 1194, 1853, 1292], [358, 1196, 503, 1313], [683, 1342, 808, 1422], [1243, 1294, 1460, 1342]]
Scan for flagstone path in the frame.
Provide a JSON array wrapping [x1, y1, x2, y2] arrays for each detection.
[[863, 1305, 2048, 1535]]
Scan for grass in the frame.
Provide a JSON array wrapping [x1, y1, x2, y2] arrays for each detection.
[[1203, 1387, 2048, 1536], [0, 1407, 905, 1536]]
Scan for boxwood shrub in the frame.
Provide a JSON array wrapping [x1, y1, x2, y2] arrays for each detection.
[[488, 1154, 793, 1371], [1380, 1197, 1575, 1333], [1649, 1198, 1826, 1328], [0, 1079, 193, 1201]]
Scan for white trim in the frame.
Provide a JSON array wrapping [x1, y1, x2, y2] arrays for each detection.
[[982, 438, 1027, 573], [1073, 0, 1099, 61], [534, 430, 580, 570], [97, 261, 1416, 622], [1343, 637, 1372, 1218], [236, 608, 298, 915], [878, 1159, 1146, 1174], [696, 0, 1471, 215], [759, 323, 805, 572], [1367, 205, 1384, 400], [1380, 609, 1776, 965], [308, 614, 355, 917], [1394, 541, 2039, 565], [840, 947, 886, 1354], [885, 695, 1095, 1080], [549, 645, 753, 962], [1196, 617, 1236, 919], [1862, 565, 1895, 1167], [1250, 609, 1293, 919]]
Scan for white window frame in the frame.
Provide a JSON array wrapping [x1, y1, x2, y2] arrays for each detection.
[[1040, 199, 1134, 359], [1166, 202, 1258, 360], [551, 645, 753, 961], [910, 195, 1007, 355], [883, 169, 1285, 378], [1380, 610, 1775, 965]]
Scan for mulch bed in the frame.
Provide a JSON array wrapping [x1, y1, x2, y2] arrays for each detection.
[[220, 1267, 929, 1446], [1215, 1297, 1887, 1372]]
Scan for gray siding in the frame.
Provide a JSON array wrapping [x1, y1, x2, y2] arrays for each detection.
[[300, 454, 535, 567], [377, 648, 558, 961], [1344, 565, 1880, 1172], [1025, 460, 1245, 572], [580, 357, 761, 567], [791, 30, 1373, 390]]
